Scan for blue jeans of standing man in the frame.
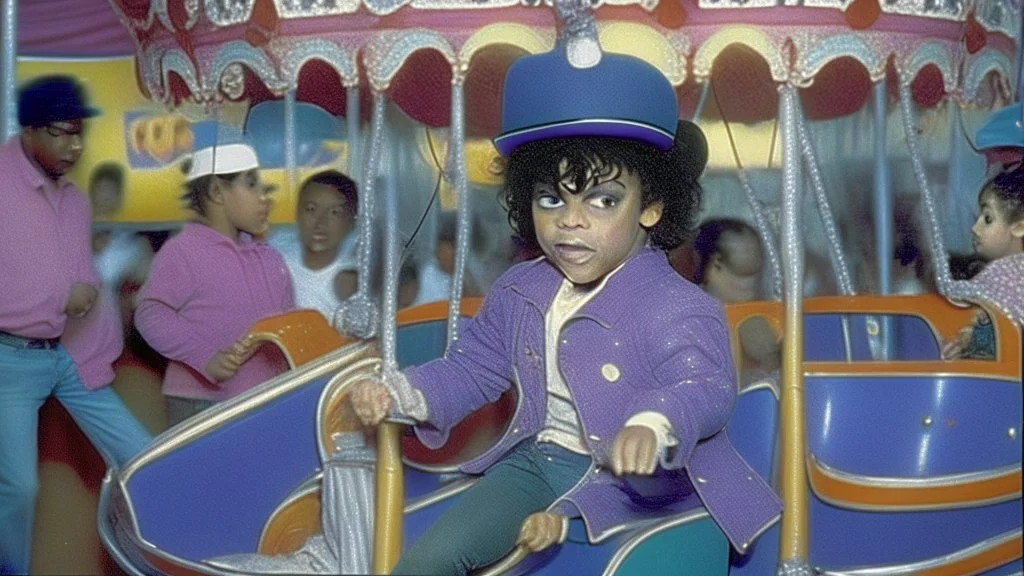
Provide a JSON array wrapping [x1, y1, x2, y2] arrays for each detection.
[[0, 342, 152, 575]]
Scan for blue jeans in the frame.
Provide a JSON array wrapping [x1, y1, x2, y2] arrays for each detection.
[[0, 343, 152, 575], [392, 440, 591, 576]]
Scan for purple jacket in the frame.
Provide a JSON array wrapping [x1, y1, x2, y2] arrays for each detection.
[[406, 247, 782, 551]]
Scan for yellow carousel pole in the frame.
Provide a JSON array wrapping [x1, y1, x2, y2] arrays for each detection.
[[776, 83, 812, 576], [364, 86, 404, 574], [374, 421, 404, 573]]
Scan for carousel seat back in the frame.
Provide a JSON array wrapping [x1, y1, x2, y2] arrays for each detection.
[[125, 380, 330, 561], [106, 313, 366, 572], [803, 295, 960, 362], [800, 299, 1022, 574], [723, 302, 782, 481]]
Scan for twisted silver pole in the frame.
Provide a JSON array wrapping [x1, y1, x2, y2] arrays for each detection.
[[795, 105, 855, 296], [446, 76, 469, 345]]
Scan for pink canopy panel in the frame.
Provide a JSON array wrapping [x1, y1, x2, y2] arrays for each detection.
[[15, 0, 1020, 133], [98, 0, 1018, 140], [16, 0, 135, 57]]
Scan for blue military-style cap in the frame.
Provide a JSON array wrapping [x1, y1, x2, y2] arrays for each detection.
[[976, 103, 1024, 150], [493, 46, 681, 157]]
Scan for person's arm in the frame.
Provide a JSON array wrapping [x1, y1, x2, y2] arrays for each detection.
[[135, 247, 222, 382], [738, 316, 782, 371], [403, 284, 516, 448], [67, 193, 99, 288], [621, 312, 737, 471]]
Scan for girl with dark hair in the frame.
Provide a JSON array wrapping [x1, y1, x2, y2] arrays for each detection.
[[943, 165, 1024, 359], [280, 169, 359, 321]]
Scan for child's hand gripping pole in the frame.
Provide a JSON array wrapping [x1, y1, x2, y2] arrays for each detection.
[[349, 366, 427, 428], [517, 512, 569, 553], [348, 365, 425, 574]]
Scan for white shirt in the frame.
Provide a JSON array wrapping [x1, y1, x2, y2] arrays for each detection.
[[413, 259, 453, 306], [271, 227, 357, 321]]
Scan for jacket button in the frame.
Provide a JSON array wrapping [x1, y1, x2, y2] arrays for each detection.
[[696, 477, 707, 484], [601, 364, 620, 383]]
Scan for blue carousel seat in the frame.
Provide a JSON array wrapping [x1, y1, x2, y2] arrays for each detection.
[[101, 301, 781, 575], [804, 369, 1022, 574], [398, 381, 778, 576], [124, 374, 333, 562], [100, 332, 378, 575]]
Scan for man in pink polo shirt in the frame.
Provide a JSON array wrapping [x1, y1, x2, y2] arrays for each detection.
[[0, 76, 152, 574]]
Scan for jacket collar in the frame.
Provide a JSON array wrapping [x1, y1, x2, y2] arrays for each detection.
[[502, 246, 671, 327]]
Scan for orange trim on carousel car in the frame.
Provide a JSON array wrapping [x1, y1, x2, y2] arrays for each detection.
[[807, 455, 1022, 510], [914, 533, 1023, 576], [395, 298, 484, 326], [723, 300, 784, 334], [246, 309, 355, 369]]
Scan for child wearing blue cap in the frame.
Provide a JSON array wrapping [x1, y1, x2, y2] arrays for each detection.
[[350, 29, 781, 575]]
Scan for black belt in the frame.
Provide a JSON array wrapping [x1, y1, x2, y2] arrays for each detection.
[[0, 331, 61, 350]]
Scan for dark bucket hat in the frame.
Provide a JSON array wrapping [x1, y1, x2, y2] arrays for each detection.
[[18, 75, 101, 128]]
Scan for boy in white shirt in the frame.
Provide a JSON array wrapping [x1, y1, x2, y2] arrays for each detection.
[[277, 170, 359, 321]]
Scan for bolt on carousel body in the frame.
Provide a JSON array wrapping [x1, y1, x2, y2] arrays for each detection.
[[96, 0, 1021, 574]]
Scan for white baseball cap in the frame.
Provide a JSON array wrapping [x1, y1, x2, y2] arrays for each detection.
[[185, 143, 260, 182]]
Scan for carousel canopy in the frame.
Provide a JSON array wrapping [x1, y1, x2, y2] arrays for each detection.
[[86, 0, 1019, 141], [14, 0, 1020, 135]]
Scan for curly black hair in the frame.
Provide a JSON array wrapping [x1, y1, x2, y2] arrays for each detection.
[[501, 120, 707, 253]]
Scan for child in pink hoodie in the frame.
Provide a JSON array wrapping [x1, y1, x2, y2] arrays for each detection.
[[136, 143, 294, 426]]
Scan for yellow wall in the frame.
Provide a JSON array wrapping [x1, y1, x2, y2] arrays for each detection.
[[18, 57, 779, 222], [16, 58, 308, 225]]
